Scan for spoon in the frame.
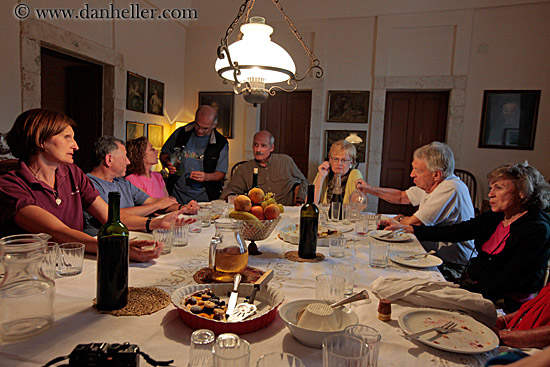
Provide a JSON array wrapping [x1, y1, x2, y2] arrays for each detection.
[[297, 290, 370, 321]]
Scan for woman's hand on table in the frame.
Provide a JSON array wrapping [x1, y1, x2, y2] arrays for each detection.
[[129, 240, 163, 262]]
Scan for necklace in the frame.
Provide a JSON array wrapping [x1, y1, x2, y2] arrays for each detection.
[[28, 165, 62, 205]]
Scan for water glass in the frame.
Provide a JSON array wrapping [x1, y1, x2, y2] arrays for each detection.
[[368, 214, 382, 232], [153, 228, 173, 255], [316, 274, 345, 304], [342, 204, 351, 225], [189, 217, 202, 233], [213, 333, 250, 367], [369, 240, 388, 268], [332, 264, 355, 298], [256, 352, 305, 367], [329, 236, 346, 258], [355, 218, 369, 237], [350, 204, 362, 223], [57, 242, 85, 277], [344, 325, 381, 367], [322, 334, 369, 367], [211, 200, 226, 216], [173, 223, 189, 247], [199, 207, 212, 228], [42, 241, 59, 280], [330, 202, 342, 222], [188, 329, 215, 367], [319, 203, 330, 225]]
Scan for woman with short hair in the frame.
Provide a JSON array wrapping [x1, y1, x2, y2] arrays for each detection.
[[313, 139, 363, 204]]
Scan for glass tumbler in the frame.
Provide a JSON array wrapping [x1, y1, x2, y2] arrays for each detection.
[[316, 274, 345, 304], [322, 334, 369, 367], [188, 329, 215, 367], [213, 333, 250, 367], [344, 324, 382, 367], [153, 228, 173, 255], [256, 352, 306, 367]]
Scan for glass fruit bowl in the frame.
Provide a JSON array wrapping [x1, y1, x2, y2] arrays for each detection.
[[240, 217, 282, 255]]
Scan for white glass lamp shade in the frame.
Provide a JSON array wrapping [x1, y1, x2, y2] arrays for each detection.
[[215, 22, 296, 84]]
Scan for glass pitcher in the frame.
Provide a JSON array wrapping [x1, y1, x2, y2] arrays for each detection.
[[349, 189, 368, 222], [0, 234, 55, 342], [210, 219, 248, 282]]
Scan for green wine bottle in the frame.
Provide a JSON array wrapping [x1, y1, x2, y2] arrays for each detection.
[[298, 184, 319, 259], [96, 191, 129, 311]]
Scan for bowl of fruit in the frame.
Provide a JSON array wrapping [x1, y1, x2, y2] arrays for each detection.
[[229, 189, 283, 255]]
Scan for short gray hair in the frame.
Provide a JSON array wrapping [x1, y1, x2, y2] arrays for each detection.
[[254, 130, 275, 146], [91, 136, 125, 168], [413, 142, 455, 178]]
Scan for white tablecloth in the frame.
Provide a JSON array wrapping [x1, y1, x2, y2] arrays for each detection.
[[0, 207, 503, 366]]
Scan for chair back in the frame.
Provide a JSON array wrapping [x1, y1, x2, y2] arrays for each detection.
[[454, 169, 477, 211], [230, 160, 248, 178]]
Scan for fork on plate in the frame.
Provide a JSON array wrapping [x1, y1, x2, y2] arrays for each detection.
[[380, 228, 405, 238], [403, 321, 459, 340]]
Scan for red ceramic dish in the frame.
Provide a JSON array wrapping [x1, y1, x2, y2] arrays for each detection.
[[171, 283, 284, 335]]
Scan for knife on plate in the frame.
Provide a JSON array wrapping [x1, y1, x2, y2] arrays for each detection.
[[225, 273, 242, 318]]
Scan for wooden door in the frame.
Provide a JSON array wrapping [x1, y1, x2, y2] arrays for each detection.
[[378, 92, 449, 215], [260, 91, 311, 177]]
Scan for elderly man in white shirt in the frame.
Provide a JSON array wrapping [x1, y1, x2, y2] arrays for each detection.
[[356, 142, 475, 269]]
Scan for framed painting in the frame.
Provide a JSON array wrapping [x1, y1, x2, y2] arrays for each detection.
[[147, 78, 165, 116], [327, 91, 369, 123], [325, 130, 367, 163], [126, 121, 145, 141], [199, 91, 234, 138], [147, 124, 164, 150], [126, 72, 145, 113], [478, 90, 540, 149]]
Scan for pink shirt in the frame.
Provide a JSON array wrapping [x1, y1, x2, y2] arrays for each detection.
[[482, 222, 511, 255], [125, 172, 166, 198]]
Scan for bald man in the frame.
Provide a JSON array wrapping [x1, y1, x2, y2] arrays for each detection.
[[160, 105, 228, 203]]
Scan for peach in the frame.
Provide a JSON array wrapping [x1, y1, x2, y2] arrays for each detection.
[[248, 187, 265, 204], [234, 195, 252, 212], [264, 203, 280, 220], [250, 205, 265, 220]]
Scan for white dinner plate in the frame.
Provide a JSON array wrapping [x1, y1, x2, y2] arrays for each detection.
[[389, 251, 443, 268], [370, 230, 411, 242], [278, 224, 350, 247], [398, 309, 499, 354], [129, 231, 153, 241]]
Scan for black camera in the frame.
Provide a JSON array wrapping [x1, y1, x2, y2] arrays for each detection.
[[68, 342, 140, 367]]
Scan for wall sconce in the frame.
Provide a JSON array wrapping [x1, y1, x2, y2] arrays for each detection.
[[215, 0, 323, 105]]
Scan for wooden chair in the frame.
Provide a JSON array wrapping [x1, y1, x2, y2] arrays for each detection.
[[230, 160, 248, 178], [454, 169, 478, 213]]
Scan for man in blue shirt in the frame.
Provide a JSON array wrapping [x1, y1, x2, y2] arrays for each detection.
[[160, 105, 229, 203]]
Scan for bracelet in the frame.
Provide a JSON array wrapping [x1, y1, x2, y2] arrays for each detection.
[[145, 217, 153, 233]]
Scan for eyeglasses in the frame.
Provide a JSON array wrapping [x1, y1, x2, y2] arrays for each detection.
[[330, 157, 352, 164]]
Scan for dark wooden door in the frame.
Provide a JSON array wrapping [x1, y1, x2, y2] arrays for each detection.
[[260, 91, 311, 177], [378, 91, 449, 215]]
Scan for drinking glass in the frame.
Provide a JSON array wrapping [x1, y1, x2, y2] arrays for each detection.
[[329, 236, 346, 258], [344, 324, 381, 367], [188, 329, 215, 367], [211, 200, 226, 216], [316, 274, 345, 304], [342, 204, 351, 225], [322, 334, 369, 367], [153, 228, 173, 255], [369, 239, 388, 268], [57, 242, 85, 276], [319, 203, 330, 225], [189, 217, 202, 233], [173, 223, 189, 247], [199, 207, 212, 228], [332, 264, 355, 299], [330, 202, 342, 222], [213, 333, 250, 367], [355, 218, 369, 237], [364, 214, 381, 233], [256, 352, 305, 367], [42, 241, 59, 280]]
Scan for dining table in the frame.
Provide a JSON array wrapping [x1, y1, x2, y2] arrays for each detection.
[[0, 206, 507, 367]]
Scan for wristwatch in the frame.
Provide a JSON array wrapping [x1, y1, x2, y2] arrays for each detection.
[[396, 215, 405, 222]]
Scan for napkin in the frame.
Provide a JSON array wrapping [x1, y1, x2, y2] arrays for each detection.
[[370, 276, 497, 326]]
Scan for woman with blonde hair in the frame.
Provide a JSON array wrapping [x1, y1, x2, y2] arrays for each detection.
[[313, 139, 363, 204]]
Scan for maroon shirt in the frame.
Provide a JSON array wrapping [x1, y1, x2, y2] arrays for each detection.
[[0, 161, 99, 235]]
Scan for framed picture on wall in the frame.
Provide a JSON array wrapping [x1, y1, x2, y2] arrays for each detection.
[[478, 90, 540, 149], [199, 91, 234, 138], [126, 121, 145, 141], [325, 130, 367, 163], [126, 72, 145, 113], [148, 124, 164, 150], [147, 78, 165, 116], [327, 91, 369, 123]]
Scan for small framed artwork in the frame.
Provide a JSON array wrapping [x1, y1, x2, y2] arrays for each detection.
[[199, 91, 234, 138], [478, 90, 540, 149], [325, 130, 367, 163], [148, 124, 164, 150], [126, 121, 145, 141], [147, 78, 165, 116], [126, 72, 145, 113], [327, 91, 369, 123]]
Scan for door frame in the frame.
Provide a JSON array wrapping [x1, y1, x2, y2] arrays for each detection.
[[365, 76, 467, 213], [20, 18, 123, 137]]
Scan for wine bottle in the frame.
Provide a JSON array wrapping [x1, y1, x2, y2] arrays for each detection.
[[252, 167, 259, 188], [298, 184, 319, 259], [96, 191, 129, 311], [330, 173, 343, 220]]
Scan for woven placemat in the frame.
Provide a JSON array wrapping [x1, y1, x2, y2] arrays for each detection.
[[93, 286, 170, 316], [193, 266, 264, 284], [283, 251, 325, 263]]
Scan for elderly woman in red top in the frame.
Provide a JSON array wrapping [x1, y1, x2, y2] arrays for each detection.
[[0, 109, 186, 262]]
